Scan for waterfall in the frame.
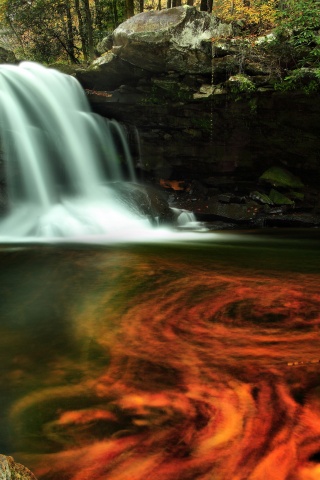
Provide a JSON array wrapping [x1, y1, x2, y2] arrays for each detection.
[[0, 62, 152, 240]]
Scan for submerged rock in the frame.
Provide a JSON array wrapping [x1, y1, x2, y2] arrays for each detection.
[[112, 182, 175, 225], [0, 455, 37, 479]]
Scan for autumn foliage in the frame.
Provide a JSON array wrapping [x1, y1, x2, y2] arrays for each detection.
[[213, 0, 277, 29]]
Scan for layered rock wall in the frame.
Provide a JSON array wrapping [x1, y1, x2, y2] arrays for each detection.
[[76, 6, 320, 190]]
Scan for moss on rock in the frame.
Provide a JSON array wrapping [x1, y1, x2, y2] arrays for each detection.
[[260, 167, 304, 189]]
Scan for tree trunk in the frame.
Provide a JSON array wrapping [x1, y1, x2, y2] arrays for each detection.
[[158, 0, 161, 10], [125, 0, 135, 17], [112, 0, 118, 27], [65, 0, 77, 62], [200, 0, 207, 10], [167, 0, 172, 7], [6, 18, 25, 55], [51, 29, 80, 63], [139, 0, 144, 12], [94, 0, 103, 30], [187, 0, 194, 5], [82, 0, 95, 62], [74, 0, 88, 62]]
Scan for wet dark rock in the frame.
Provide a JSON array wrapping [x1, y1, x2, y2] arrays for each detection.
[[112, 182, 175, 225], [263, 213, 320, 228], [88, 88, 320, 199], [160, 173, 320, 229], [218, 193, 234, 203], [75, 53, 146, 91], [188, 179, 208, 196], [199, 220, 239, 230], [77, 8, 320, 229], [170, 191, 261, 224], [208, 202, 259, 222]]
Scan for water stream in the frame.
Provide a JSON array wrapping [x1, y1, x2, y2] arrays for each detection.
[[0, 62, 176, 241], [0, 234, 320, 480], [0, 62, 320, 480]]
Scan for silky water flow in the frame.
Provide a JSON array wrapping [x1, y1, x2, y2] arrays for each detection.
[[0, 63, 320, 480], [0, 62, 195, 241]]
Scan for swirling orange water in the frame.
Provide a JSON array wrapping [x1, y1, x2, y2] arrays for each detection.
[[1, 241, 320, 480]]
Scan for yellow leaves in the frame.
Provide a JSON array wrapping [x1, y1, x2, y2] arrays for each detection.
[[0, 0, 8, 23], [213, 0, 277, 29]]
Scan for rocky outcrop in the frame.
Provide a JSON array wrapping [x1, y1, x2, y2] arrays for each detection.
[[85, 84, 320, 187], [112, 6, 232, 74], [0, 455, 37, 479], [76, 6, 278, 92], [73, 6, 320, 224], [76, 6, 233, 90]]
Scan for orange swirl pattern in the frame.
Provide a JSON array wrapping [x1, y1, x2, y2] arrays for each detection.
[[8, 248, 320, 480]]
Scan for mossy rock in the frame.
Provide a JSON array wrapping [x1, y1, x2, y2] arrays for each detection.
[[48, 63, 78, 75], [151, 78, 193, 101], [289, 190, 304, 201], [260, 167, 304, 189], [249, 191, 273, 205], [225, 74, 256, 94], [269, 188, 295, 205]]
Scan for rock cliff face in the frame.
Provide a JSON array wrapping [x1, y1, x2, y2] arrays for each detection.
[[75, 6, 320, 193]]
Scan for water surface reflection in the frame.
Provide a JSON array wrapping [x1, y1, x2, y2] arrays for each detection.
[[1, 231, 320, 480]]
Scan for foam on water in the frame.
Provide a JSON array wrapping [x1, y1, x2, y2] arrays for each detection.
[[0, 62, 187, 242]]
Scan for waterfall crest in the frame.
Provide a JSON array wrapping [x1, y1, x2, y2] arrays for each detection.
[[0, 62, 152, 240]]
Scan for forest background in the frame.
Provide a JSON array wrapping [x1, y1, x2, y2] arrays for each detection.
[[0, 0, 318, 73]]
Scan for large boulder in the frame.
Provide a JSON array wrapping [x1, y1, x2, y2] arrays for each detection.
[[75, 52, 146, 90], [111, 6, 233, 74]]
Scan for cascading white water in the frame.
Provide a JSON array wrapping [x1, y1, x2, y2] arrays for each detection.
[[0, 61, 157, 240], [0, 62, 201, 242]]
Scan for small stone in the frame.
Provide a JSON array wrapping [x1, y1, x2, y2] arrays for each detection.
[[218, 193, 233, 203], [249, 191, 273, 205], [183, 128, 202, 138], [199, 84, 214, 95], [0, 455, 37, 480]]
